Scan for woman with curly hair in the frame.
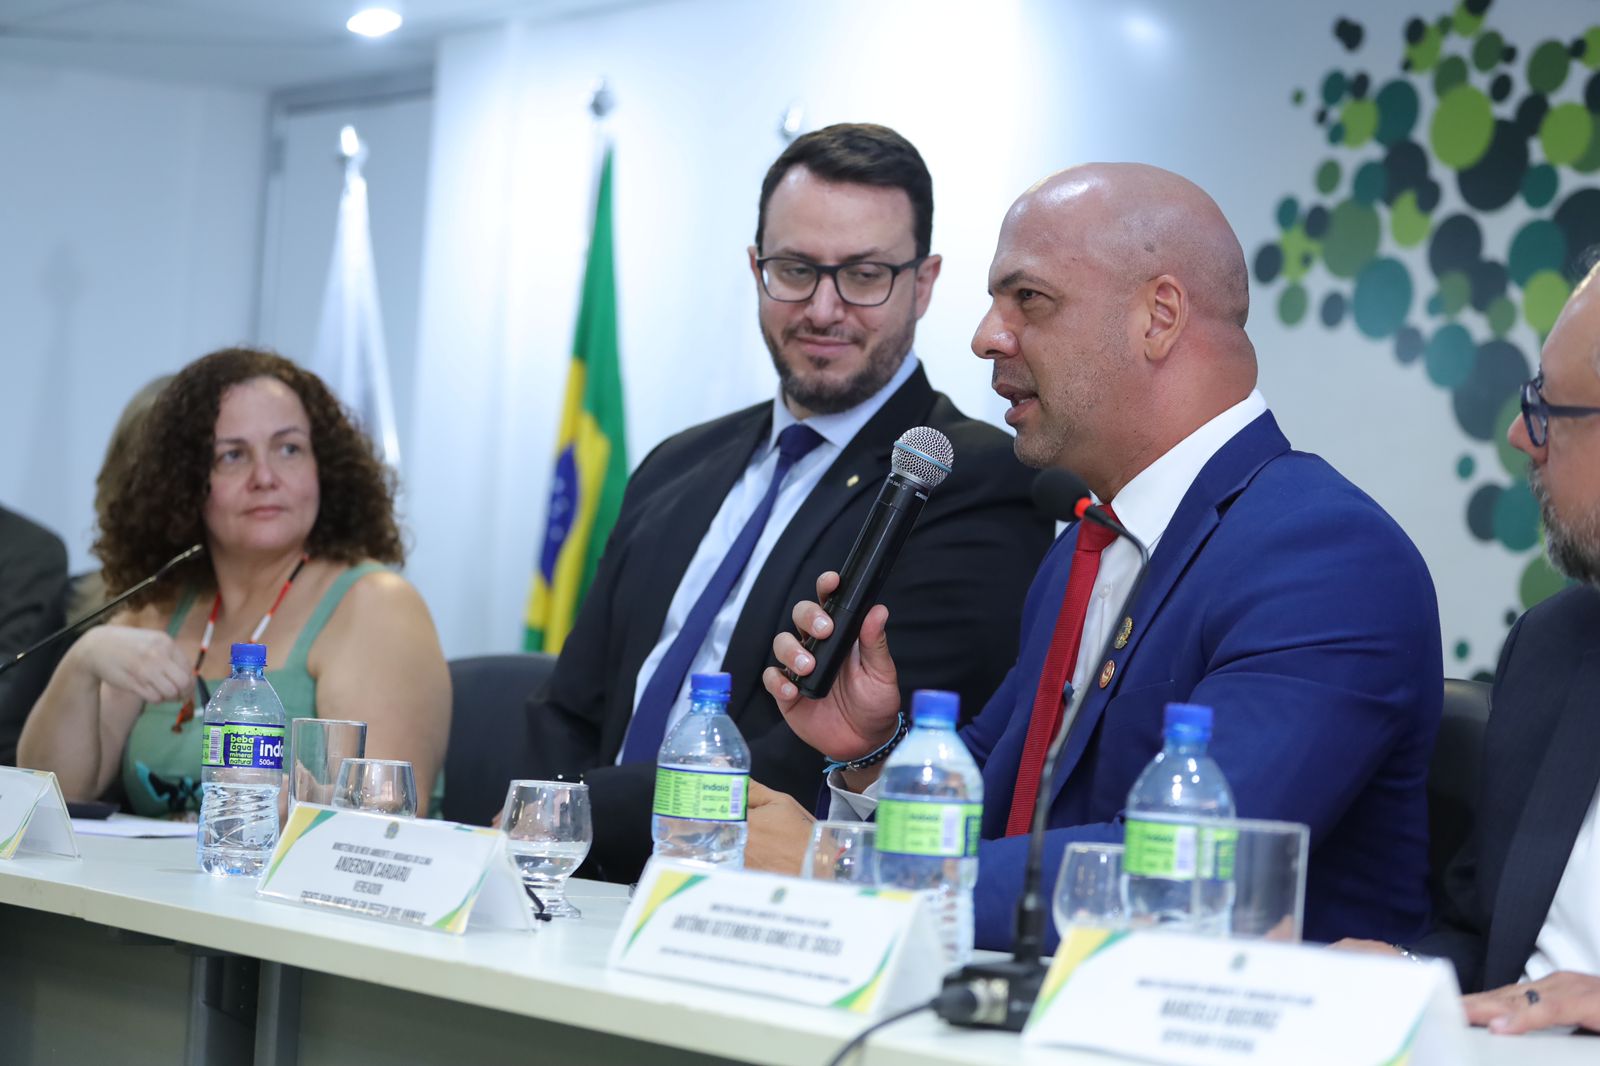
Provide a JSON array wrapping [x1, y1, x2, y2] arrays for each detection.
[[18, 348, 450, 816]]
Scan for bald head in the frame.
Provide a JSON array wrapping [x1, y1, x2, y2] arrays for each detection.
[[975, 163, 1259, 496], [1021, 163, 1251, 330]]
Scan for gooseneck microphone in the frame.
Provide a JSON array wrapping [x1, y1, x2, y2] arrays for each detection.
[[0, 544, 205, 678], [786, 427, 954, 699], [939, 468, 1151, 1030]]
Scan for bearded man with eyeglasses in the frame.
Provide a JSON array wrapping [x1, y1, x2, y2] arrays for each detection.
[[518, 123, 1053, 884]]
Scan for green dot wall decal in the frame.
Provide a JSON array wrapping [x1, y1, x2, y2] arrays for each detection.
[[1276, 196, 1300, 229], [1279, 224, 1319, 281], [1431, 84, 1496, 167], [1407, 21, 1445, 71], [1341, 98, 1380, 146], [1434, 54, 1470, 93], [1322, 70, 1348, 105], [1528, 38, 1572, 93], [1521, 163, 1558, 207], [1353, 258, 1413, 337], [1487, 295, 1517, 335], [1375, 80, 1421, 143], [1390, 189, 1432, 246], [1520, 555, 1567, 609], [1323, 200, 1381, 276], [1437, 271, 1472, 314], [1473, 30, 1505, 71], [1539, 102, 1594, 165], [1426, 322, 1477, 386], [1453, 640, 1470, 660], [1571, 113, 1600, 172], [1278, 284, 1309, 325], [1492, 480, 1541, 549], [1457, 454, 1476, 479], [1508, 219, 1567, 285], [1585, 27, 1600, 69], [1353, 160, 1388, 202], [1316, 159, 1342, 192], [1453, 1, 1484, 37], [1524, 269, 1571, 332]]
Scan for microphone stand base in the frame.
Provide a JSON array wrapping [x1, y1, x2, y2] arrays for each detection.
[[935, 957, 1046, 1031]]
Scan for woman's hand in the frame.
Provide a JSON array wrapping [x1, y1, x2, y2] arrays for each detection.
[[74, 625, 191, 705]]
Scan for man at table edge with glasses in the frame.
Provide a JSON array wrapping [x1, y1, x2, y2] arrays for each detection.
[[1339, 256, 1600, 1037], [518, 123, 1052, 883]]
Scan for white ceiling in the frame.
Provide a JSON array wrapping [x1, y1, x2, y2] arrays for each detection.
[[0, 0, 662, 91]]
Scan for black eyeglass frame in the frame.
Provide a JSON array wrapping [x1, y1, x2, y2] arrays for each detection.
[[1520, 371, 1600, 448], [754, 255, 929, 307]]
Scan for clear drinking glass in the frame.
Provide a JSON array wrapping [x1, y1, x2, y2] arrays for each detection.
[[331, 758, 418, 817], [288, 718, 367, 807], [500, 780, 592, 919], [802, 821, 878, 884], [1053, 842, 1127, 937], [1222, 817, 1310, 942]]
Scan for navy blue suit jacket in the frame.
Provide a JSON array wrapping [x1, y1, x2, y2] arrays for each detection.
[[959, 412, 1442, 951]]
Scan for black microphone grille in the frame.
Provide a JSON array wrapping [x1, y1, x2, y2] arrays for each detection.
[[891, 427, 954, 488], [1031, 468, 1093, 523]]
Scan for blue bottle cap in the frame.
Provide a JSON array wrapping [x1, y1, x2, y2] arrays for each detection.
[[231, 642, 267, 668], [689, 672, 732, 698], [1164, 702, 1213, 739], [911, 689, 959, 727]]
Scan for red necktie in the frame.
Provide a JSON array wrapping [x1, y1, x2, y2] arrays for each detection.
[[1005, 509, 1120, 836]]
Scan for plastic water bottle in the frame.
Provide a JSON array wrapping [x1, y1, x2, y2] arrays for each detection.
[[651, 672, 749, 866], [1122, 702, 1236, 935], [875, 690, 982, 968], [197, 643, 287, 877]]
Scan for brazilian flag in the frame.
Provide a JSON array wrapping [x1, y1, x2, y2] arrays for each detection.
[[525, 149, 628, 652]]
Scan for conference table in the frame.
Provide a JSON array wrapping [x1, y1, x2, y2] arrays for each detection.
[[0, 834, 1592, 1066]]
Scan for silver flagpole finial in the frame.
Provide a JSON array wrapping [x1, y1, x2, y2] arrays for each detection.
[[589, 78, 615, 119], [338, 125, 367, 167], [778, 102, 805, 143]]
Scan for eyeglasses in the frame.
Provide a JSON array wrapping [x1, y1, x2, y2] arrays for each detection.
[[756, 255, 927, 307], [1520, 371, 1600, 447]]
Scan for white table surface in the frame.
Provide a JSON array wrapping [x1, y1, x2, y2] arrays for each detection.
[[0, 837, 1592, 1066]]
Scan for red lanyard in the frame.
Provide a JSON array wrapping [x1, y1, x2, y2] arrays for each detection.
[[172, 554, 309, 732]]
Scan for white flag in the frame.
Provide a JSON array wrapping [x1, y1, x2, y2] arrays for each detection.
[[311, 130, 401, 470]]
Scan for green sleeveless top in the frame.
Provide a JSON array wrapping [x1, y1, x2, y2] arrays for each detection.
[[120, 563, 387, 817]]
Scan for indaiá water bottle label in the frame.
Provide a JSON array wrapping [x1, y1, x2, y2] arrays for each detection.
[[201, 722, 286, 770], [652, 768, 748, 821], [876, 800, 981, 858], [1124, 819, 1237, 880]]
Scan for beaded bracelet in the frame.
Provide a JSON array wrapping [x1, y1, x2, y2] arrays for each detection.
[[822, 712, 909, 775]]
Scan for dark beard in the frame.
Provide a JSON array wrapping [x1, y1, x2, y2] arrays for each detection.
[[1530, 465, 1600, 586], [763, 313, 916, 415]]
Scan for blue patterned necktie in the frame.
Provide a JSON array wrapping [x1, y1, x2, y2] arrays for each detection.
[[620, 423, 826, 763]]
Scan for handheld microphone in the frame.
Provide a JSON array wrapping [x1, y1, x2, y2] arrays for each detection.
[[939, 468, 1151, 1030], [0, 544, 204, 677], [785, 427, 954, 699]]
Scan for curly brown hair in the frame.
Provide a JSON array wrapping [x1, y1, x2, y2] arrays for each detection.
[[96, 347, 403, 605]]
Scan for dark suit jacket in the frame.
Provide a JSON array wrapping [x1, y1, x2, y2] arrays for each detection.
[[524, 365, 1054, 882], [0, 505, 69, 765], [1416, 585, 1600, 992], [960, 412, 1443, 951]]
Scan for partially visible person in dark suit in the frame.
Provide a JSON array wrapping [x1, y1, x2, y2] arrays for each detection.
[[0, 505, 68, 765], [520, 123, 1054, 882], [1338, 260, 1600, 1035]]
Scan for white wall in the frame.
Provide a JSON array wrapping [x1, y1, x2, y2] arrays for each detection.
[[408, 0, 1594, 673], [255, 92, 434, 466], [0, 61, 266, 570]]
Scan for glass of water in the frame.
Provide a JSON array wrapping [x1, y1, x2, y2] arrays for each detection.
[[500, 780, 592, 919], [802, 821, 878, 885], [1053, 842, 1126, 937], [331, 758, 418, 817]]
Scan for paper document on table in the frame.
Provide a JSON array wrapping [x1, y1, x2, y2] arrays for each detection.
[[70, 814, 199, 838]]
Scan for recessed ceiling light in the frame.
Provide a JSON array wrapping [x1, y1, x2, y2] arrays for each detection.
[[347, 8, 403, 38]]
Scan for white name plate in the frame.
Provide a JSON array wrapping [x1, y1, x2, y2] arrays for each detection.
[[0, 767, 79, 860], [257, 804, 531, 934], [608, 858, 944, 1016], [1025, 928, 1468, 1065]]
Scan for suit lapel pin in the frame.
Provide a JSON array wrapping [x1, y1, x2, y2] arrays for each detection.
[[1114, 616, 1133, 650], [1098, 659, 1116, 689], [846, 474, 861, 488]]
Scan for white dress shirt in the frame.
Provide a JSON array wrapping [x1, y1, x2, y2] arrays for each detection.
[[830, 389, 1270, 817], [615, 354, 922, 762], [1524, 778, 1600, 982]]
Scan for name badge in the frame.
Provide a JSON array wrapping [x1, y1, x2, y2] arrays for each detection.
[[609, 858, 943, 1016], [1025, 928, 1469, 1065], [257, 804, 531, 933], [0, 766, 79, 860]]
